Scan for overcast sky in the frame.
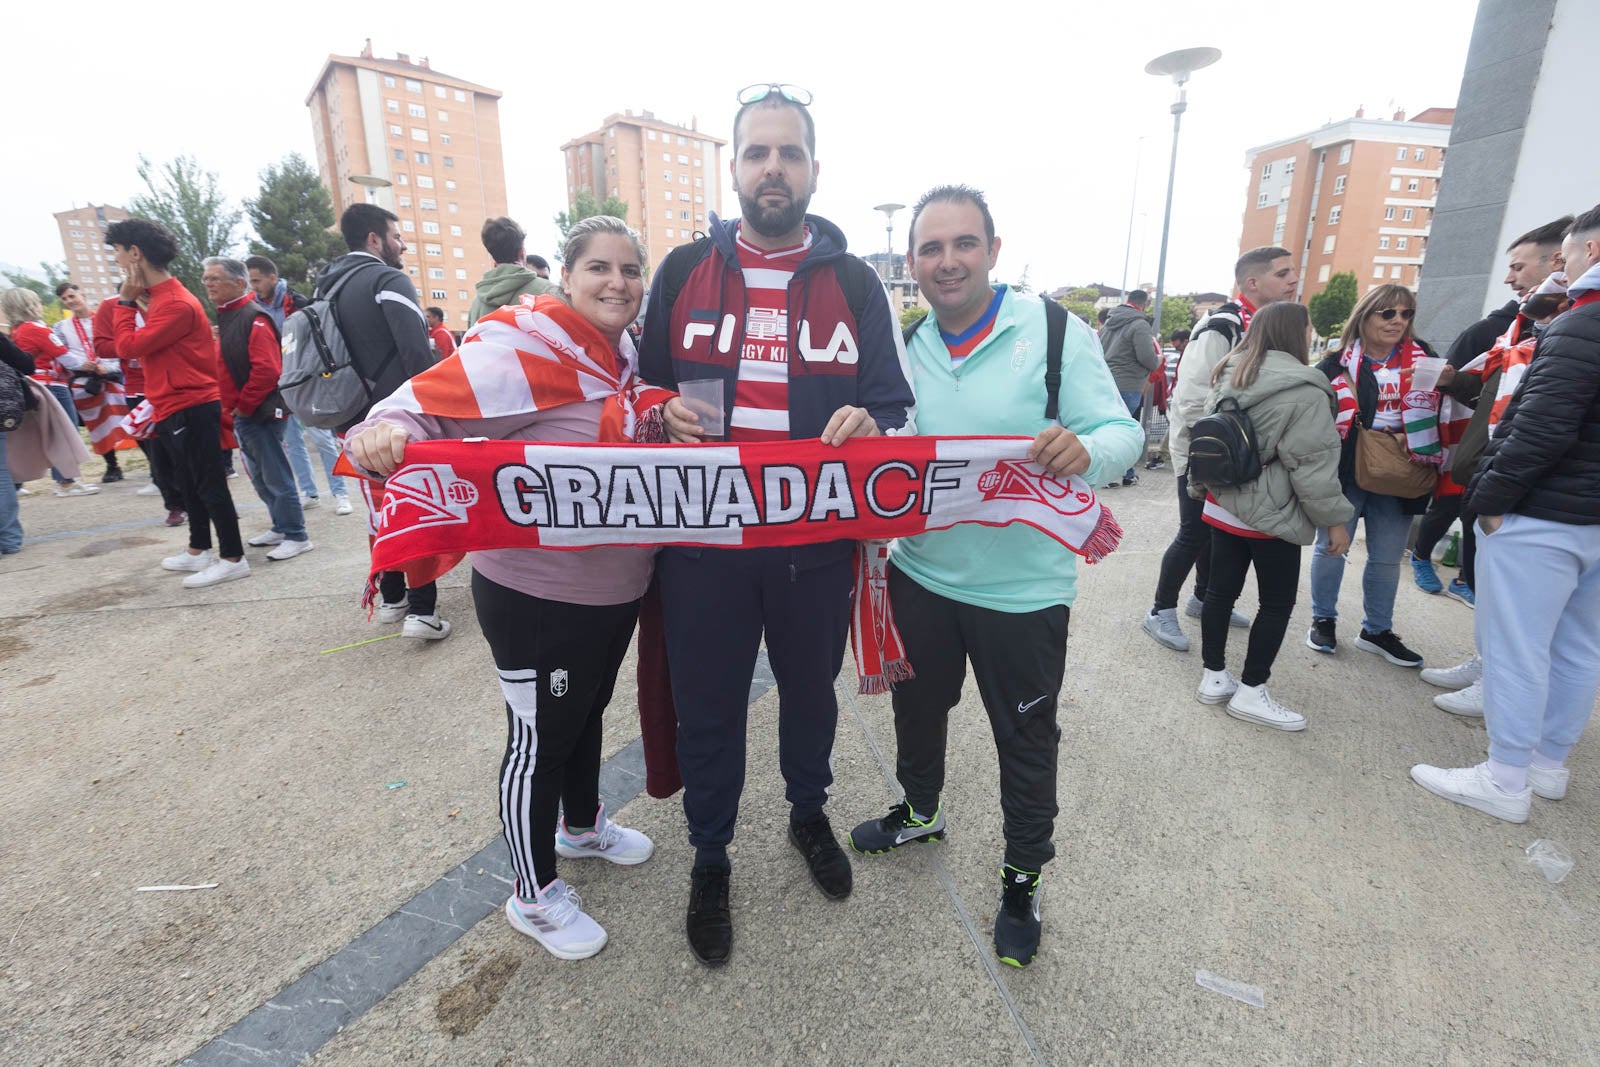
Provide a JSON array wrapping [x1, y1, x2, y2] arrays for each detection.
[[6, 0, 1474, 296]]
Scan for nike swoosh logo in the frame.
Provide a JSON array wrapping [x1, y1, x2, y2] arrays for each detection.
[[1017, 696, 1048, 714], [893, 828, 924, 844]]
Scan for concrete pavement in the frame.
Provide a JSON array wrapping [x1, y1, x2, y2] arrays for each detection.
[[2, 464, 1596, 1065]]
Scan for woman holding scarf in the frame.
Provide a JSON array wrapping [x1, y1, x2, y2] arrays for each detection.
[[345, 216, 669, 961], [1305, 284, 1440, 667]]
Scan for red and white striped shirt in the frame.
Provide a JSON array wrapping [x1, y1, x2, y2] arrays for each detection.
[[729, 225, 811, 442]]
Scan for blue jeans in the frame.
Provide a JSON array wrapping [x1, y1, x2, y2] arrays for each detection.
[[235, 416, 307, 541], [283, 414, 345, 498], [1476, 513, 1600, 766], [1118, 389, 1144, 481], [1309, 485, 1410, 633], [0, 432, 21, 552], [47, 383, 79, 483]]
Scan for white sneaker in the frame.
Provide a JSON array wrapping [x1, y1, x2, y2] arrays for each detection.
[[265, 539, 315, 561], [1421, 654, 1481, 690], [375, 600, 409, 624], [54, 482, 100, 497], [1226, 683, 1306, 731], [505, 879, 607, 960], [161, 549, 214, 572], [136, 483, 161, 496], [1529, 764, 1570, 801], [16, 486, 33, 497], [555, 804, 655, 865], [182, 557, 252, 589], [334, 495, 353, 516], [1433, 680, 1484, 717], [402, 613, 451, 640], [246, 529, 286, 547], [300, 494, 321, 510], [1410, 763, 1531, 823], [1196, 668, 1239, 705]]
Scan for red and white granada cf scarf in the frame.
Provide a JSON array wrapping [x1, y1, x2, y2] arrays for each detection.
[[355, 436, 1121, 692], [1331, 338, 1442, 465]]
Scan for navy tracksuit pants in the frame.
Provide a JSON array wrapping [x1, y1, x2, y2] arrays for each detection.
[[657, 543, 854, 862]]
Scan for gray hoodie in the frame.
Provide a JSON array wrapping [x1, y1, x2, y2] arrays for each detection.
[[467, 264, 561, 325], [1098, 303, 1161, 391], [1188, 350, 1354, 544]]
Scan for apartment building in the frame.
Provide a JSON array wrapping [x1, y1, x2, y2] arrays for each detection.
[[305, 42, 507, 328], [1239, 108, 1454, 306], [561, 111, 726, 271], [54, 203, 131, 305]]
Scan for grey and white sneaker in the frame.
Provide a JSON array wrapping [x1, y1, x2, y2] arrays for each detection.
[[1433, 680, 1484, 717], [1196, 668, 1239, 705], [1141, 609, 1190, 652], [246, 529, 286, 547], [265, 538, 315, 561], [1186, 595, 1249, 628], [299, 494, 321, 510], [375, 600, 409, 624], [1421, 654, 1481, 690], [505, 879, 607, 960], [555, 804, 655, 865]]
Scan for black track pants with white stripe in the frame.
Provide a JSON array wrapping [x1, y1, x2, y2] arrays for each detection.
[[471, 570, 641, 895]]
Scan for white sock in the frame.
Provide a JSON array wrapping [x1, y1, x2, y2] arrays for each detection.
[[1486, 759, 1527, 794], [1530, 750, 1566, 771]]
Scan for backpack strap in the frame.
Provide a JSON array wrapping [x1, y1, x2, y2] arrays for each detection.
[[834, 256, 879, 327], [654, 236, 714, 325], [1041, 295, 1066, 421], [901, 314, 927, 346]]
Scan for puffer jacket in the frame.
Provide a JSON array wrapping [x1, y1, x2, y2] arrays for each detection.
[[1466, 297, 1600, 523], [1189, 350, 1355, 544]]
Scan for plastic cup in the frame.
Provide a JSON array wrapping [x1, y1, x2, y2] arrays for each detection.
[[678, 378, 725, 437], [1410, 356, 1447, 392], [1526, 839, 1574, 883]]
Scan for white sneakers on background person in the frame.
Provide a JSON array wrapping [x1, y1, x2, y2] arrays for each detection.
[[182, 557, 252, 589], [265, 539, 315, 561], [334, 494, 353, 515], [402, 613, 452, 641], [1196, 668, 1305, 731]]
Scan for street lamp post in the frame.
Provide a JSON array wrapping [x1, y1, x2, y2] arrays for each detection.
[[348, 173, 393, 206], [1144, 46, 1221, 340], [874, 202, 905, 279]]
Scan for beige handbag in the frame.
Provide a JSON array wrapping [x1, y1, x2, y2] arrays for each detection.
[[1354, 426, 1438, 498]]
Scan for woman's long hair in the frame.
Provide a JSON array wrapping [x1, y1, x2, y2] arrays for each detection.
[[1211, 300, 1311, 389], [1338, 282, 1416, 355]]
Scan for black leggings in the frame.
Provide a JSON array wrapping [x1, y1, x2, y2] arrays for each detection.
[[1152, 473, 1212, 610], [1202, 529, 1301, 687], [1414, 494, 1476, 589], [471, 570, 639, 895]]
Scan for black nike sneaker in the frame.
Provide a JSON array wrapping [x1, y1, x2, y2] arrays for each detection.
[[993, 864, 1042, 968], [848, 800, 947, 854]]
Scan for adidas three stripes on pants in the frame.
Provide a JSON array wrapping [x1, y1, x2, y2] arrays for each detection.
[[471, 570, 640, 894]]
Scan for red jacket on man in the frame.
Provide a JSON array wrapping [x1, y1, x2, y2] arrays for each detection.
[[112, 277, 219, 420], [93, 296, 147, 395]]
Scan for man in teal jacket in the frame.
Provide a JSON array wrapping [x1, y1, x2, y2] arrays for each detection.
[[847, 185, 1142, 967]]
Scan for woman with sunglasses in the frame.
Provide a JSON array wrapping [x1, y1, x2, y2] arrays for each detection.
[[1306, 284, 1439, 666]]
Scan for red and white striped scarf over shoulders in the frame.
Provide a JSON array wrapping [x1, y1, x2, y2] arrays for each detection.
[[382, 294, 674, 442]]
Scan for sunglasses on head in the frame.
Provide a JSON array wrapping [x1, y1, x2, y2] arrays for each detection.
[[736, 83, 814, 107], [1371, 307, 1416, 321]]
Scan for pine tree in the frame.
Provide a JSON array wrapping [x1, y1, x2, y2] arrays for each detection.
[[246, 154, 346, 287]]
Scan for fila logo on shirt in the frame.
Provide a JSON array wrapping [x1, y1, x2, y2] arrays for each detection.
[[682, 314, 858, 364]]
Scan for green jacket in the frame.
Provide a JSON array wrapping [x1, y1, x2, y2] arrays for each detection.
[[1188, 350, 1354, 544], [466, 265, 561, 325]]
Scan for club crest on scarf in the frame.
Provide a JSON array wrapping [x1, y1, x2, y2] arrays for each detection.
[[373, 463, 480, 541], [978, 460, 1094, 517]]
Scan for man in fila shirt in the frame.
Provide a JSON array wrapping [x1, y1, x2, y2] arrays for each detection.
[[639, 83, 915, 967], [1139, 246, 1300, 652], [844, 185, 1141, 968]]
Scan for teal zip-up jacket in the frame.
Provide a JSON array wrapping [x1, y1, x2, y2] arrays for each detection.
[[892, 286, 1144, 611]]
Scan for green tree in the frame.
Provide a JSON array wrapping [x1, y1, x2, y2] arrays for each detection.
[[554, 189, 633, 257], [246, 153, 345, 287], [1159, 295, 1196, 339], [128, 154, 242, 310], [899, 305, 928, 330], [1061, 298, 1098, 324], [2, 261, 70, 324], [1309, 271, 1359, 338]]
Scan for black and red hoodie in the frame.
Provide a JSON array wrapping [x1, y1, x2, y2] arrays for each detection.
[[638, 212, 916, 442]]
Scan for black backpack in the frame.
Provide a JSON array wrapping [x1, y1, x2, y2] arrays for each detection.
[[903, 294, 1067, 419], [1188, 395, 1263, 487]]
